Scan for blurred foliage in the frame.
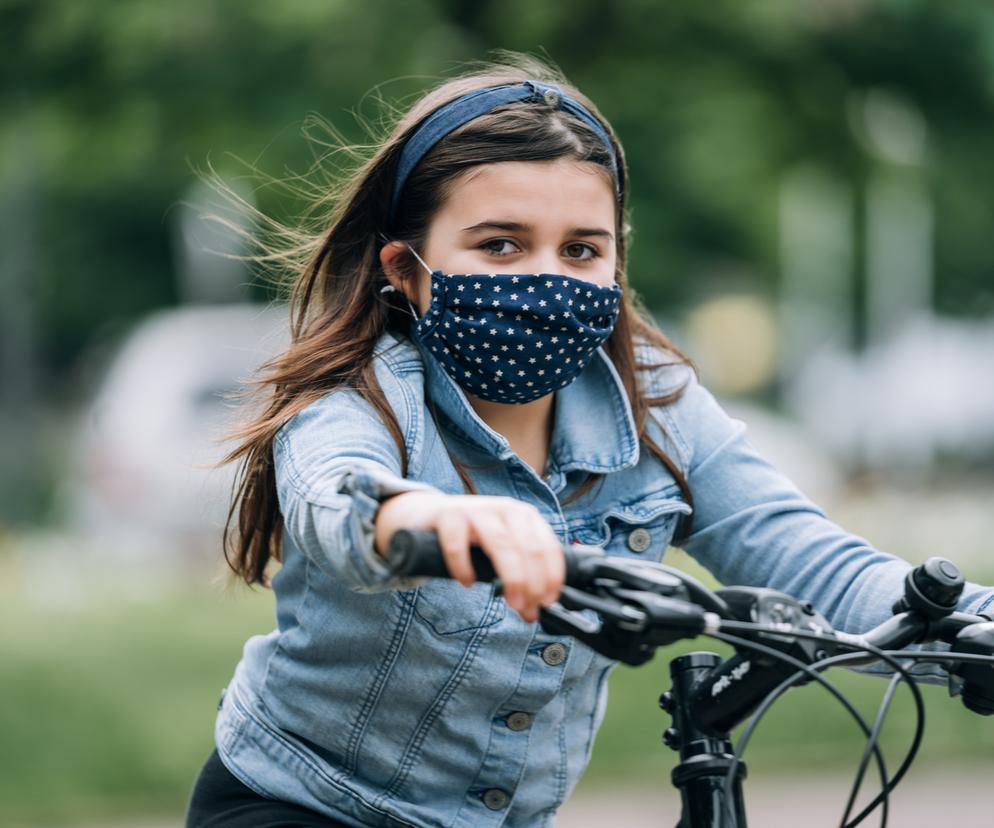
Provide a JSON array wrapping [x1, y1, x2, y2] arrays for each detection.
[[4, 0, 994, 384], [0, 580, 272, 824]]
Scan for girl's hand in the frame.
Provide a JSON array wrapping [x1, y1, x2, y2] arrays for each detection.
[[374, 490, 565, 624]]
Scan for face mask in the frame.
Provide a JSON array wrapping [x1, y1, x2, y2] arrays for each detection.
[[403, 246, 622, 404]]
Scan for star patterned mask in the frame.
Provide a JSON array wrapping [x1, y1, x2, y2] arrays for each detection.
[[405, 247, 622, 403]]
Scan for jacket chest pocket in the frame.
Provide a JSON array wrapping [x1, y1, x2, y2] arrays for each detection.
[[569, 494, 691, 562], [412, 579, 506, 636]]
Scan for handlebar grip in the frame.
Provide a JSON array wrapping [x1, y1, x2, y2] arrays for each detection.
[[387, 528, 499, 581], [386, 528, 601, 586]]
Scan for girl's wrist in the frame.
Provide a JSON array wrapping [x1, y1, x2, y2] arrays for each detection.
[[373, 490, 446, 558]]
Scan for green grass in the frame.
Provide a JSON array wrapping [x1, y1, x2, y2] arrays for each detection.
[[0, 568, 275, 825], [1, 548, 992, 824]]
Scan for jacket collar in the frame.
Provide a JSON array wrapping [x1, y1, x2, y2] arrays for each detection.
[[408, 326, 639, 475]]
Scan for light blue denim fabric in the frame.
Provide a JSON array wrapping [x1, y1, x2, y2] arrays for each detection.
[[215, 327, 994, 828]]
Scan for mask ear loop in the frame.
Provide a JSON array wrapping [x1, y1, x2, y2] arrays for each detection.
[[404, 243, 435, 278], [377, 242, 429, 321], [379, 283, 420, 321]]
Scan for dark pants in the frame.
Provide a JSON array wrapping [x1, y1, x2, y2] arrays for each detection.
[[185, 748, 355, 827]]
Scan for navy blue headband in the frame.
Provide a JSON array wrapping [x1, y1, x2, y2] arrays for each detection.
[[389, 80, 620, 222]]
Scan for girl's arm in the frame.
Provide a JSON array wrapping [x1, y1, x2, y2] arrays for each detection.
[[658, 366, 994, 675], [273, 385, 440, 593], [275, 385, 564, 618]]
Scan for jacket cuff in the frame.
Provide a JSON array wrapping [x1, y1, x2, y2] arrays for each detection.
[[335, 464, 438, 593]]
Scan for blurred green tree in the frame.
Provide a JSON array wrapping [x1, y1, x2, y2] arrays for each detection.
[[2, 0, 994, 521]]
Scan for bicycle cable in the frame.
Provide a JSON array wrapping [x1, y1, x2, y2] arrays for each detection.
[[726, 624, 931, 827], [841, 670, 905, 827], [704, 633, 886, 828], [708, 626, 926, 828], [839, 647, 994, 826], [720, 625, 933, 827]]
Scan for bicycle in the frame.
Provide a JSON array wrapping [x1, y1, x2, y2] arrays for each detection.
[[385, 528, 994, 828]]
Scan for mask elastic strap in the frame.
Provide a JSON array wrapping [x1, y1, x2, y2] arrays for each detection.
[[405, 244, 435, 277], [378, 242, 428, 320], [379, 285, 420, 321]]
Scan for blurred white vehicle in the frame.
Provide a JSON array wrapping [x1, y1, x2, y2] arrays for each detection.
[[787, 313, 994, 474], [59, 300, 848, 566], [63, 303, 289, 561]]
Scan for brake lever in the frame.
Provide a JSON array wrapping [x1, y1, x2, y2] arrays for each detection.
[[947, 621, 994, 715], [556, 584, 649, 630], [538, 582, 658, 665], [539, 601, 602, 637], [583, 559, 687, 594], [538, 599, 658, 666], [539, 580, 713, 666]]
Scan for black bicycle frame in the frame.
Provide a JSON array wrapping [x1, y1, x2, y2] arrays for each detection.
[[663, 651, 749, 827]]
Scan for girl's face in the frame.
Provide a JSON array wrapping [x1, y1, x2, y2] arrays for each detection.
[[400, 158, 618, 315]]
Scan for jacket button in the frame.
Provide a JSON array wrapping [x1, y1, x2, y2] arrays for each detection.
[[483, 788, 511, 810], [541, 642, 568, 665], [506, 711, 532, 731], [628, 527, 652, 553]]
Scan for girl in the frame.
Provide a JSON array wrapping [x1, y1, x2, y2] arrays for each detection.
[[185, 56, 994, 827]]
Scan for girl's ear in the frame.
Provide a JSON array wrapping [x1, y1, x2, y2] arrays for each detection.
[[380, 241, 407, 290], [379, 241, 414, 295]]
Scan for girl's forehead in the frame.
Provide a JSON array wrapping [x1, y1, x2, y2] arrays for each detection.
[[436, 159, 617, 230]]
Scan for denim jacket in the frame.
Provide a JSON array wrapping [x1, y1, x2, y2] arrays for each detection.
[[215, 327, 994, 828]]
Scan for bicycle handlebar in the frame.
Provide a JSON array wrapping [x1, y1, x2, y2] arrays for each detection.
[[386, 527, 994, 715], [386, 527, 994, 828]]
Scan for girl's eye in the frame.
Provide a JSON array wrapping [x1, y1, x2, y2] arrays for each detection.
[[480, 238, 519, 256], [563, 242, 597, 261]]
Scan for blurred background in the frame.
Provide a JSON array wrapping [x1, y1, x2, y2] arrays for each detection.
[[2, 0, 993, 825]]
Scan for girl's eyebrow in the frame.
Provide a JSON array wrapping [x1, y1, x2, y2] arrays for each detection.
[[460, 220, 614, 240]]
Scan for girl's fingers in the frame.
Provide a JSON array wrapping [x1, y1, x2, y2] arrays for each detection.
[[467, 512, 527, 613], [430, 496, 562, 622], [504, 509, 551, 621], [435, 510, 474, 587], [531, 512, 565, 606]]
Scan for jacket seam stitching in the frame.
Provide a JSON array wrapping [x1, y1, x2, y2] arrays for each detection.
[[553, 682, 571, 810], [376, 347, 426, 479], [393, 366, 425, 477], [343, 592, 415, 775], [378, 600, 500, 801], [233, 694, 422, 828], [274, 429, 313, 500], [648, 406, 691, 473], [451, 646, 529, 825], [581, 666, 610, 766]]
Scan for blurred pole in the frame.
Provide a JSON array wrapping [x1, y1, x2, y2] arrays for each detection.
[[777, 165, 854, 383], [173, 178, 255, 305], [861, 89, 934, 474], [861, 86, 932, 346], [0, 116, 43, 527], [865, 172, 933, 343]]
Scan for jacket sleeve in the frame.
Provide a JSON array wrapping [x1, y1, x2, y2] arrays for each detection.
[[660, 365, 994, 679], [273, 378, 440, 594]]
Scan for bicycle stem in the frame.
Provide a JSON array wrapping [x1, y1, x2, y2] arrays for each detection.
[[663, 652, 749, 828]]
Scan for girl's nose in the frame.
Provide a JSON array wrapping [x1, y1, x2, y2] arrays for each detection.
[[528, 249, 565, 275]]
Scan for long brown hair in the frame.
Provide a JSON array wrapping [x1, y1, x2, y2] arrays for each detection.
[[219, 53, 695, 586]]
